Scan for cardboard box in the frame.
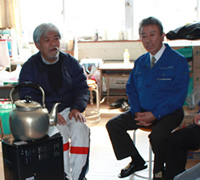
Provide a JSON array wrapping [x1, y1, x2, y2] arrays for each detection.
[[187, 149, 200, 160], [186, 159, 200, 169], [105, 77, 128, 89], [193, 59, 200, 69], [193, 46, 200, 57], [186, 150, 200, 169]]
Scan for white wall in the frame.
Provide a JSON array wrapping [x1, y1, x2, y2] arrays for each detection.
[[76, 41, 147, 61]]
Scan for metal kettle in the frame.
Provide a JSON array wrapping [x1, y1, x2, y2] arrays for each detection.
[[9, 82, 60, 141]]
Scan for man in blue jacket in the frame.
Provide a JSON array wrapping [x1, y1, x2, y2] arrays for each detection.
[[19, 23, 90, 180], [106, 17, 189, 180]]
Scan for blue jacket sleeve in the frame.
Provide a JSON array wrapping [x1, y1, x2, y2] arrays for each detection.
[[126, 61, 141, 114]]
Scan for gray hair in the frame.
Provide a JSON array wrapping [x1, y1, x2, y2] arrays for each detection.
[[33, 23, 61, 44], [139, 17, 164, 35]]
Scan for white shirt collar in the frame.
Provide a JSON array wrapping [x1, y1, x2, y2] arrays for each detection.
[[150, 43, 166, 63]]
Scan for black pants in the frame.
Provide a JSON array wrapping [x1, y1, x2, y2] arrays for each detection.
[[106, 109, 184, 174], [165, 124, 200, 180]]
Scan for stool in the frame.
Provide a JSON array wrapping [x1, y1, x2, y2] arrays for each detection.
[[133, 127, 153, 179], [84, 79, 101, 122]]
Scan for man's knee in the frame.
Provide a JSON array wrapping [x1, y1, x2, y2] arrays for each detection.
[[149, 131, 169, 148], [105, 119, 112, 131], [168, 132, 178, 144], [71, 121, 90, 136], [106, 118, 119, 133], [79, 122, 89, 132]]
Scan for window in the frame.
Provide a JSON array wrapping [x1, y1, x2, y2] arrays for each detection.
[[19, 0, 199, 42], [19, 0, 63, 42], [132, 0, 197, 39], [63, 0, 125, 40]]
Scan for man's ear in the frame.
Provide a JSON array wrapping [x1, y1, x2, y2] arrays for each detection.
[[162, 33, 165, 41], [35, 43, 40, 50]]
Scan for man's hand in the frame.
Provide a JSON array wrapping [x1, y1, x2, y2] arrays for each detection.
[[134, 112, 156, 126], [69, 109, 86, 122], [57, 113, 67, 125], [194, 114, 200, 126]]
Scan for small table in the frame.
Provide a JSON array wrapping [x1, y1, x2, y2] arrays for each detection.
[[98, 63, 134, 104]]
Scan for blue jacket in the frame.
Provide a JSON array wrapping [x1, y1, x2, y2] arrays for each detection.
[[19, 51, 89, 113], [126, 44, 189, 120]]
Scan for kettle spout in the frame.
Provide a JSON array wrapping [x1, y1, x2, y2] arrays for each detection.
[[49, 102, 61, 126]]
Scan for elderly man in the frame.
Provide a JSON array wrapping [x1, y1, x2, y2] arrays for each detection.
[[19, 23, 90, 180], [106, 17, 189, 180]]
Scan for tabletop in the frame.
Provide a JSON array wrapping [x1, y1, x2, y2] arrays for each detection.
[[98, 63, 134, 71]]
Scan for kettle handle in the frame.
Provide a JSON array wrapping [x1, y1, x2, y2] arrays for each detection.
[[9, 81, 46, 108]]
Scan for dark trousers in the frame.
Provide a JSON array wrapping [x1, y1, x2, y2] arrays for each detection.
[[106, 109, 184, 174], [165, 124, 200, 180]]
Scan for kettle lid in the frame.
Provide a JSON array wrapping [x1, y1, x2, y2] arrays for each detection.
[[15, 99, 42, 111]]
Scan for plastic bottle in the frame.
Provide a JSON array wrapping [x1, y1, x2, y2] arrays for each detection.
[[123, 49, 130, 64]]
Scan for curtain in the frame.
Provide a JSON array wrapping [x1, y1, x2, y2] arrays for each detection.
[[0, 0, 21, 29], [0, 0, 22, 38], [0, 0, 22, 57]]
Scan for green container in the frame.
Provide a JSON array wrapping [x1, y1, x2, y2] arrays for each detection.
[[0, 102, 12, 134], [176, 46, 193, 58]]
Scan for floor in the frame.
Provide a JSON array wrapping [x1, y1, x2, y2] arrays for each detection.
[[84, 99, 152, 180], [0, 99, 153, 180]]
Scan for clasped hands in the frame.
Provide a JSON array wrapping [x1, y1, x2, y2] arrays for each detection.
[[134, 112, 156, 126], [57, 109, 86, 125]]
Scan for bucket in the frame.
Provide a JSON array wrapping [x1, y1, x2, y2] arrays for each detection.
[[0, 99, 12, 134]]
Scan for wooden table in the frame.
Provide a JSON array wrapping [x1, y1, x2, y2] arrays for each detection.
[[98, 63, 134, 104]]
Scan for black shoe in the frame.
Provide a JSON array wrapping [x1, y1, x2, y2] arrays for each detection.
[[121, 99, 130, 111], [110, 98, 125, 109], [118, 162, 147, 178]]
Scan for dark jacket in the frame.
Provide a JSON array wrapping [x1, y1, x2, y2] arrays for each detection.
[[19, 51, 89, 113]]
